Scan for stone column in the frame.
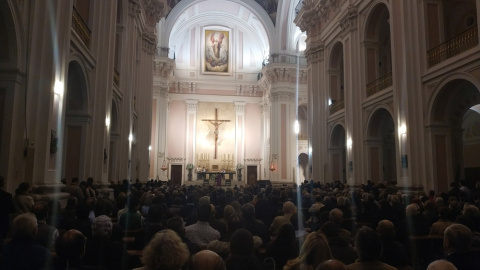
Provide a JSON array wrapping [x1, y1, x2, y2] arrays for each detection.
[[234, 102, 246, 173]]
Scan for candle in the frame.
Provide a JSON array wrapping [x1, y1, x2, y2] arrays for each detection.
[[228, 154, 230, 160]]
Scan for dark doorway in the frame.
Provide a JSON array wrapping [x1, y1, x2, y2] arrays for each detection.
[[247, 165, 257, 186], [171, 165, 182, 186]]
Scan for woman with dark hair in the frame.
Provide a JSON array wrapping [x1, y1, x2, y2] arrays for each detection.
[[225, 229, 265, 270], [264, 223, 299, 269]]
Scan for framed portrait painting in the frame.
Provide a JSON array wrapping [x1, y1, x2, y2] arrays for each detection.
[[202, 28, 231, 75]]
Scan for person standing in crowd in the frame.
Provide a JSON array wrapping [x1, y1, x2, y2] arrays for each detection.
[[0, 176, 14, 251]]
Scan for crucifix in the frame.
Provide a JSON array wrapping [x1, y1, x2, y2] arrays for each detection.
[[202, 108, 230, 159]]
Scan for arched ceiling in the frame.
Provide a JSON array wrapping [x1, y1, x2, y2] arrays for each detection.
[[159, 0, 304, 94]]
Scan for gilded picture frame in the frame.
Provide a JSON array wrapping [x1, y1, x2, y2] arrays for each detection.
[[202, 28, 231, 75]]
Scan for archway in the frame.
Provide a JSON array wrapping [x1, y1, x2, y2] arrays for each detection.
[[329, 42, 344, 110], [298, 153, 308, 182], [329, 124, 346, 183], [364, 3, 392, 96], [64, 61, 89, 181], [429, 79, 480, 192], [366, 108, 396, 184]]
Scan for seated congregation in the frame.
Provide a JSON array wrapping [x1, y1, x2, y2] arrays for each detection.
[[1, 177, 480, 270]]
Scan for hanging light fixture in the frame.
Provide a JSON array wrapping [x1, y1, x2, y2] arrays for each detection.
[[161, 157, 168, 171], [270, 154, 277, 172]]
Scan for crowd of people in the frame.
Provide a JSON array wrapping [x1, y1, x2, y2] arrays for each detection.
[[1, 176, 480, 270]]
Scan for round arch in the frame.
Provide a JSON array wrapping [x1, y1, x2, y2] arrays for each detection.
[[365, 107, 397, 184], [328, 123, 346, 183], [63, 60, 90, 182], [427, 78, 480, 192], [164, 0, 275, 49]]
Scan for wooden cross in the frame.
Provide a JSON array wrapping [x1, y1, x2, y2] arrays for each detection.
[[202, 108, 230, 159]]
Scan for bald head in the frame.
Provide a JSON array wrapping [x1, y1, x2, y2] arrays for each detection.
[[188, 250, 225, 270], [377, 220, 395, 239], [316, 259, 347, 270], [427, 260, 457, 270]]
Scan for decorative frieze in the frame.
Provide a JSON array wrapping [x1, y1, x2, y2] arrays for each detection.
[[270, 90, 296, 103], [167, 157, 186, 164]]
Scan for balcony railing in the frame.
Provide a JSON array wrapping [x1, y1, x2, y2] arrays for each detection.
[[366, 71, 393, 97], [113, 68, 120, 87], [427, 25, 478, 67], [329, 97, 344, 114], [72, 7, 92, 48]]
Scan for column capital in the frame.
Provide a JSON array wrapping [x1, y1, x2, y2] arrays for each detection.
[[234, 102, 246, 113], [185, 100, 198, 112], [340, 5, 358, 35], [153, 85, 168, 98], [141, 0, 169, 26], [154, 58, 175, 78]]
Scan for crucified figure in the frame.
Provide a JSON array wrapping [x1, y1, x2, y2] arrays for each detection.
[[202, 108, 230, 159]]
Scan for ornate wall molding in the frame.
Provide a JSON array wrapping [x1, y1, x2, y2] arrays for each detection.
[[270, 90, 296, 103], [128, 0, 141, 17], [340, 5, 358, 34], [142, 32, 157, 55], [245, 158, 262, 164], [305, 41, 325, 64], [167, 157, 186, 164]]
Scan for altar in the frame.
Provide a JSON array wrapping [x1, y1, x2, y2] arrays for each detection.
[[197, 171, 235, 186]]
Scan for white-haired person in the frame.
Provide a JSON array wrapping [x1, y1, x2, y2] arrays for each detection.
[[444, 223, 480, 270], [1, 213, 51, 269], [83, 215, 124, 270]]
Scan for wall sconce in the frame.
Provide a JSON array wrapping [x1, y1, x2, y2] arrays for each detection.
[[105, 116, 110, 128], [54, 80, 64, 95], [270, 154, 277, 172], [346, 138, 352, 148], [399, 124, 407, 135]]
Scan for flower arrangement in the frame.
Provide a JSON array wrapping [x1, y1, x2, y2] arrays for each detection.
[[186, 163, 194, 170], [236, 163, 244, 170]]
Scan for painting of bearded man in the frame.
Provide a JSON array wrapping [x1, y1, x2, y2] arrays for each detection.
[[204, 30, 229, 73]]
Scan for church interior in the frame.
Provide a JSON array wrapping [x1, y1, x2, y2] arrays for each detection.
[[0, 0, 479, 194], [1, 1, 480, 270]]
